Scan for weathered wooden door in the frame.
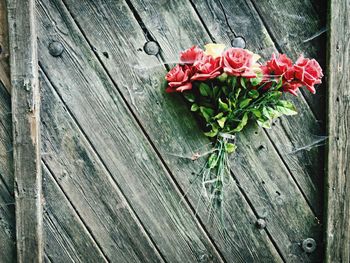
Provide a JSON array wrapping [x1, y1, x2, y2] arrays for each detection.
[[3, 0, 349, 262]]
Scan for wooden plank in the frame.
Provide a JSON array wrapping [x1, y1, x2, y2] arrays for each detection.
[[0, 180, 16, 262], [249, 0, 326, 121], [61, 0, 320, 261], [43, 164, 108, 263], [189, 0, 324, 215], [40, 69, 163, 262], [36, 1, 226, 262], [324, 0, 350, 262], [7, 0, 43, 261], [0, 81, 15, 263], [0, 0, 10, 93]]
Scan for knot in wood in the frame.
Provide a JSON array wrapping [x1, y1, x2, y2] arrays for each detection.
[[48, 41, 64, 57], [256, 218, 266, 229], [231, 36, 246, 49], [302, 238, 316, 253], [143, 41, 160, 55]]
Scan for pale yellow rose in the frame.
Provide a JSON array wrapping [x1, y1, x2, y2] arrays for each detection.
[[204, 43, 226, 58]]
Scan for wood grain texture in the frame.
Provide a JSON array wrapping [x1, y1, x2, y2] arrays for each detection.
[[190, 0, 324, 216], [0, 81, 15, 263], [324, 0, 350, 262], [0, 0, 10, 93], [36, 1, 225, 262], [249, 0, 326, 121], [40, 69, 163, 262], [61, 0, 321, 261], [43, 164, 108, 263], [7, 0, 43, 261]]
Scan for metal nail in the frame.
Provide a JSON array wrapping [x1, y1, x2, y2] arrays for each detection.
[[143, 41, 160, 55], [256, 218, 266, 229], [302, 238, 317, 253], [231, 36, 246, 49], [48, 41, 64, 57]]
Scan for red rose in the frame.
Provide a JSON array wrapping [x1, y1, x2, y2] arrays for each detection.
[[165, 65, 192, 93], [191, 55, 222, 81], [180, 46, 204, 64], [222, 48, 259, 78], [282, 81, 302, 96], [293, 55, 323, 93], [261, 53, 293, 77]]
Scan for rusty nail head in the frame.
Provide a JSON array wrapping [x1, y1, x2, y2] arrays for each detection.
[[231, 36, 246, 49], [256, 218, 266, 229], [302, 238, 316, 253], [143, 41, 160, 55], [49, 41, 64, 57]]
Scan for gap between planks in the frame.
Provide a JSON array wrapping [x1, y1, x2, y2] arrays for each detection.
[[58, 1, 232, 262], [39, 65, 167, 263], [187, 0, 321, 217]]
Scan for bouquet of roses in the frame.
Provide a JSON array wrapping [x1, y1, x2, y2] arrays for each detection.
[[165, 44, 323, 213]]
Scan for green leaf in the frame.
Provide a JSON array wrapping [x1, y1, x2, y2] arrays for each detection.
[[231, 76, 237, 88], [213, 86, 220, 98], [218, 98, 229, 111], [235, 87, 241, 99], [208, 153, 218, 168], [276, 105, 297, 115], [275, 77, 283, 89], [233, 112, 249, 132], [191, 103, 199, 112], [262, 107, 270, 119], [217, 117, 227, 128], [251, 109, 261, 118], [225, 143, 237, 154], [199, 83, 211, 97], [267, 107, 282, 119], [240, 77, 247, 89], [200, 106, 215, 122], [248, 89, 259, 99], [250, 71, 263, 86], [204, 129, 218, 137], [276, 100, 297, 115], [257, 118, 271, 129], [239, 98, 252, 108], [183, 92, 195, 102], [217, 73, 228, 82], [222, 86, 229, 96], [213, 112, 224, 120]]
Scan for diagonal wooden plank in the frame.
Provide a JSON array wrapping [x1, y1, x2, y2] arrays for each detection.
[[43, 164, 109, 263], [0, 80, 15, 263], [0, 180, 16, 262], [7, 0, 43, 261], [36, 1, 225, 262], [189, 0, 323, 216], [324, 0, 350, 262], [248, 0, 326, 120], [0, 0, 10, 93], [40, 69, 164, 262], [62, 0, 320, 261]]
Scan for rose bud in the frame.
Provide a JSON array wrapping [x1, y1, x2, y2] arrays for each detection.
[[222, 48, 261, 78], [204, 43, 226, 59], [293, 55, 323, 94], [165, 64, 192, 92], [191, 55, 222, 81], [180, 46, 204, 64]]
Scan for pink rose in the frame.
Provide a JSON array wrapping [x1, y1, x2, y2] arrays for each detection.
[[165, 65, 192, 93], [180, 46, 204, 64], [221, 48, 259, 78], [191, 55, 222, 81], [293, 55, 323, 93]]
